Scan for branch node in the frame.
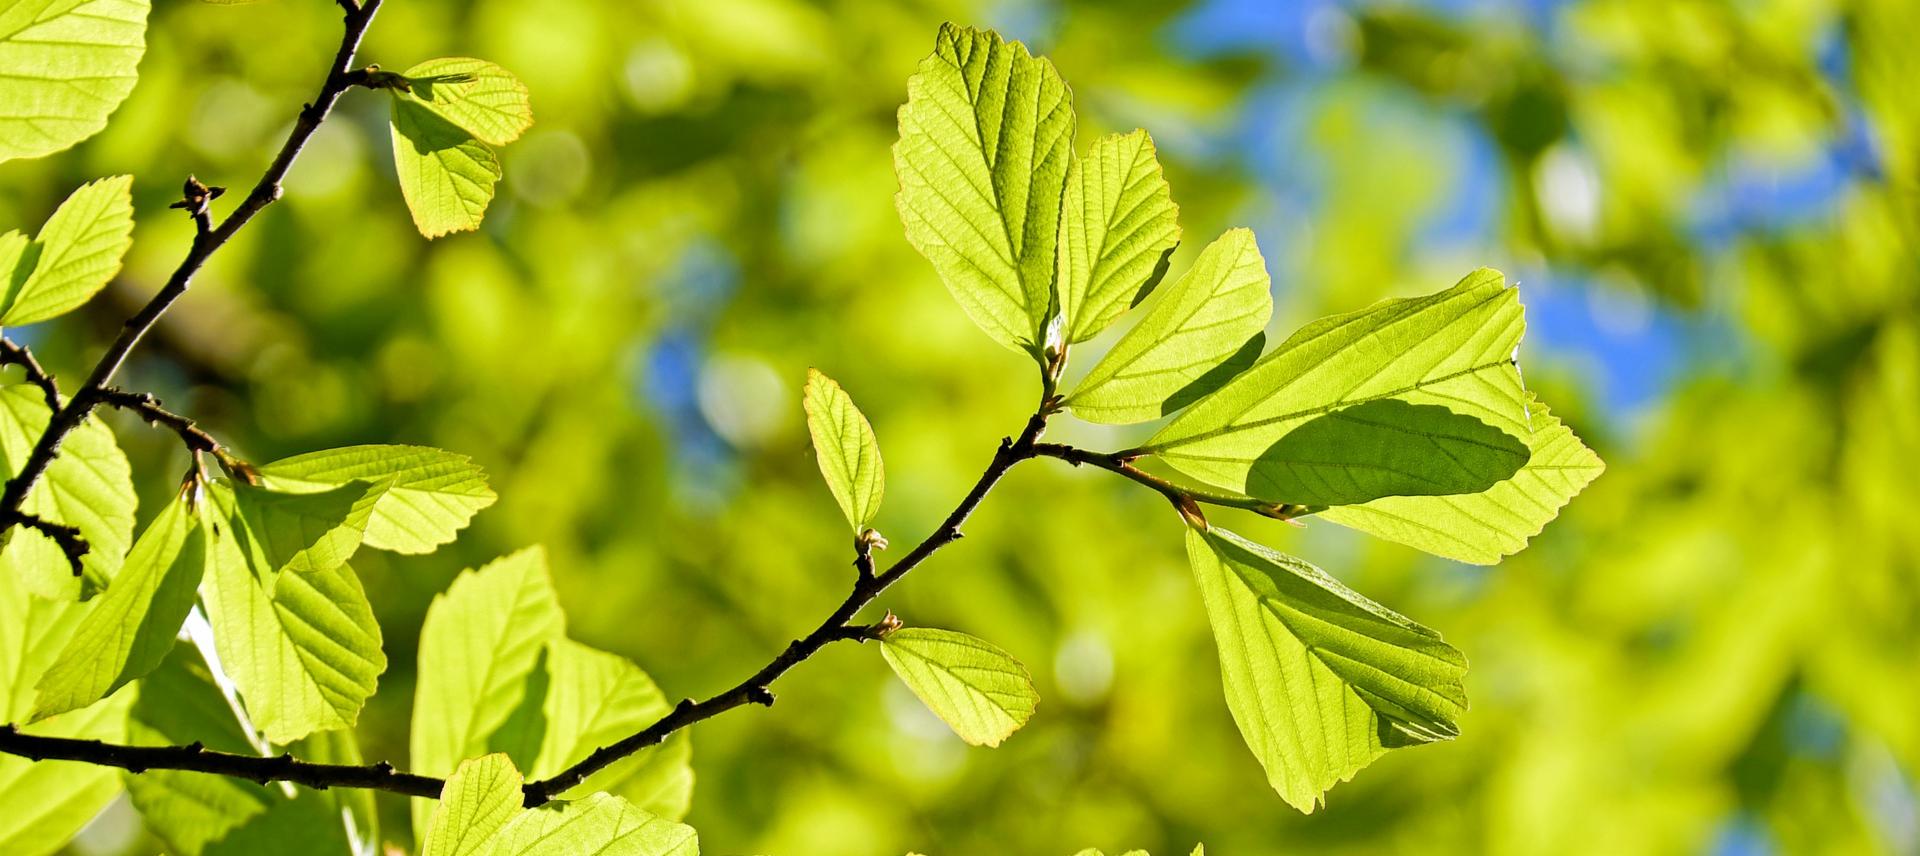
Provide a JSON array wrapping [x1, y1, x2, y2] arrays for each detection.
[[745, 687, 775, 707]]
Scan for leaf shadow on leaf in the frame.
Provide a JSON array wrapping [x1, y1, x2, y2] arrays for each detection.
[[407, 73, 480, 103], [1161, 331, 1264, 417], [393, 99, 484, 156], [1245, 399, 1529, 507], [1126, 243, 1179, 311]]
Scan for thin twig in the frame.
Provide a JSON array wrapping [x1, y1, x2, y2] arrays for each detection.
[[0, 724, 440, 798], [0, 0, 386, 553], [0, 511, 87, 575], [1029, 442, 1315, 524], [0, 338, 61, 411], [97, 388, 222, 455]]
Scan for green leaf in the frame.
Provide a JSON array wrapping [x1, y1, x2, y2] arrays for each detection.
[[401, 58, 533, 147], [1146, 269, 1531, 500], [424, 754, 524, 856], [256, 444, 497, 554], [1066, 228, 1272, 423], [33, 496, 200, 720], [1320, 393, 1604, 563], [519, 639, 692, 817], [1184, 526, 1467, 813], [1, 176, 136, 325], [390, 96, 502, 239], [0, 384, 136, 601], [1057, 130, 1181, 345], [287, 727, 378, 852], [411, 547, 565, 834], [0, 0, 149, 164], [0, 563, 132, 856], [879, 627, 1038, 747], [486, 792, 699, 856], [121, 647, 274, 856], [1241, 398, 1530, 507], [802, 369, 885, 532], [894, 23, 1074, 355], [226, 480, 385, 586], [201, 486, 386, 744]]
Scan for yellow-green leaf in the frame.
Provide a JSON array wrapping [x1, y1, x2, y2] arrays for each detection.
[[390, 97, 502, 239], [0, 176, 135, 325], [879, 627, 1037, 747], [802, 369, 884, 532], [401, 57, 532, 147], [423, 755, 523, 856], [0, 0, 149, 163], [1058, 130, 1181, 344]]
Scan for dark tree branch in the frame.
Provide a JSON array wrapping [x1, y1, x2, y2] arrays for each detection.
[[0, 510, 87, 576], [97, 388, 222, 455], [516, 406, 1055, 807], [0, 0, 385, 553], [0, 725, 441, 798], [1029, 442, 1315, 524], [0, 338, 61, 411]]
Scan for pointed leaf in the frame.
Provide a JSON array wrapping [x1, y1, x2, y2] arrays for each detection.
[[0, 0, 149, 164], [256, 444, 497, 554], [879, 627, 1037, 747], [410, 547, 565, 833], [424, 755, 524, 856], [1242, 399, 1529, 507], [34, 496, 200, 719], [401, 58, 533, 147], [1185, 526, 1467, 813], [486, 792, 698, 856], [201, 487, 386, 744], [1320, 393, 1604, 563], [893, 23, 1074, 354], [1058, 130, 1181, 344], [1146, 269, 1531, 500], [1, 176, 136, 325], [390, 97, 502, 239], [802, 369, 884, 532], [1067, 228, 1271, 423], [0, 385, 135, 600]]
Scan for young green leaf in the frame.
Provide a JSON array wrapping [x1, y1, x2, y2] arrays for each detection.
[[390, 97, 503, 239], [1320, 393, 1604, 563], [879, 627, 1038, 747], [1146, 269, 1531, 500], [0, 384, 136, 601], [0, 0, 149, 164], [423, 755, 524, 856], [512, 639, 693, 817], [33, 496, 200, 720], [121, 648, 279, 856], [1240, 399, 1529, 506], [400, 58, 533, 147], [0, 561, 131, 856], [1058, 130, 1181, 345], [410, 547, 565, 834], [1066, 228, 1272, 423], [486, 792, 699, 856], [201, 487, 387, 744], [0, 176, 136, 325], [802, 369, 885, 533], [894, 23, 1074, 355], [1185, 526, 1467, 813], [226, 479, 385, 584], [256, 445, 497, 554]]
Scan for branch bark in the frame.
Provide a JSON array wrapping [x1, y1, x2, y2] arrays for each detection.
[[0, 724, 442, 798], [0, 0, 385, 553]]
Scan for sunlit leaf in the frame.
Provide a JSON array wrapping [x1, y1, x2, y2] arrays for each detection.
[[410, 547, 565, 835], [34, 497, 199, 720], [1185, 526, 1466, 813], [0, 564, 130, 856], [802, 369, 884, 532], [1066, 228, 1271, 424], [1240, 399, 1529, 507], [1320, 393, 1604, 563], [0, 384, 135, 601], [0, 0, 149, 163], [1057, 130, 1181, 345], [121, 648, 272, 856], [513, 638, 692, 818], [1146, 269, 1531, 502], [226, 480, 384, 586], [0, 176, 136, 325], [201, 487, 385, 744], [257, 445, 497, 555], [894, 22, 1074, 355], [423, 754, 523, 856], [401, 57, 533, 147], [390, 97, 502, 239], [487, 792, 698, 856], [879, 627, 1037, 747]]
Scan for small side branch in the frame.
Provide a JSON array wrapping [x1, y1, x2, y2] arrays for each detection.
[[0, 338, 61, 411], [97, 388, 222, 455], [0, 511, 86, 575], [0, 725, 440, 798], [1029, 443, 1315, 525]]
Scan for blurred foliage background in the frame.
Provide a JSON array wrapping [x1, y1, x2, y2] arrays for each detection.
[[3, 0, 1917, 853]]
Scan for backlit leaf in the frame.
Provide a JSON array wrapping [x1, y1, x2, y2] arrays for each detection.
[[0, 384, 136, 601], [401, 58, 532, 147], [879, 627, 1037, 747], [486, 792, 699, 856], [1057, 130, 1180, 344], [802, 369, 884, 532], [390, 97, 502, 239], [423, 754, 523, 856], [0, 176, 136, 325], [257, 445, 497, 555], [0, 0, 149, 163]]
